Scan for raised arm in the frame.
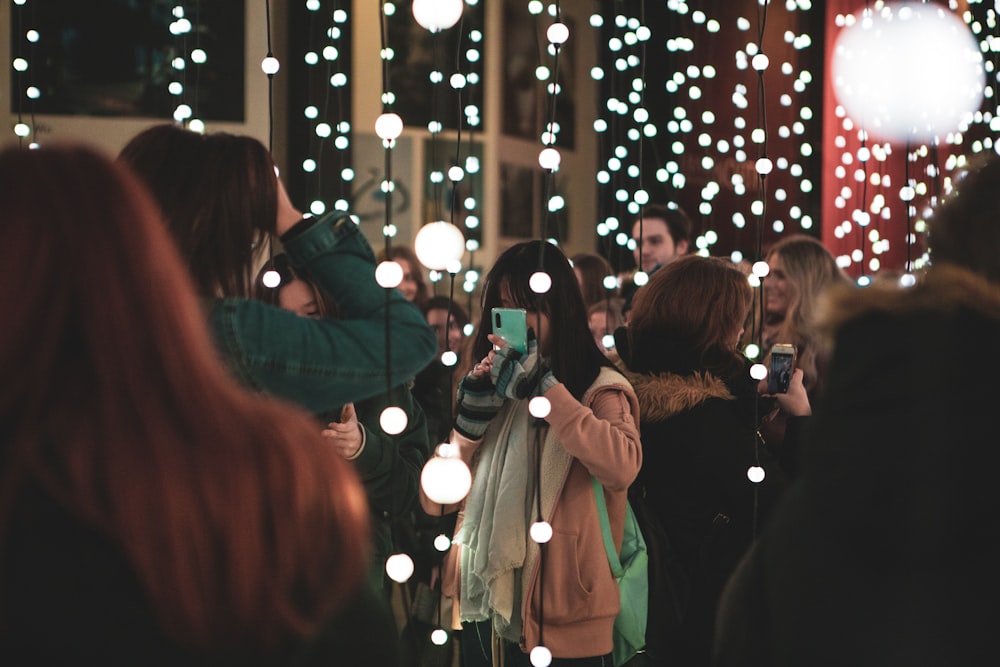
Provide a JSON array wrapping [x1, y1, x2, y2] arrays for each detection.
[[209, 212, 437, 413]]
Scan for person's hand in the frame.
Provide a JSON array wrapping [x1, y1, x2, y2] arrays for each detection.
[[322, 402, 364, 458], [489, 330, 555, 400], [761, 368, 811, 417], [454, 366, 505, 439]]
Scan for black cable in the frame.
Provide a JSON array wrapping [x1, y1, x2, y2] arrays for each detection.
[[265, 0, 275, 152]]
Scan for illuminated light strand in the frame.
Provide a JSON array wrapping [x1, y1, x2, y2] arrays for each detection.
[[169, 3, 194, 128], [11, 0, 36, 146], [830, 2, 994, 278], [297, 3, 351, 216]]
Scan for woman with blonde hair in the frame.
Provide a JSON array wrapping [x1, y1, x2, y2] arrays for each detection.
[[0, 143, 398, 664], [760, 234, 849, 398]]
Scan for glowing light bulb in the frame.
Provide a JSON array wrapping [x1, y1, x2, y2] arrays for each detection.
[[745, 343, 761, 360], [547, 22, 570, 45], [752, 260, 770, 277], [433, 534, 452, 551], [261, 270, 281, 288], [529, 396, 551, 418], [412, 0, 463, 32], [375, 260, 404, 288], [633, 271, 649, 287], [755, 157, 773, 175], [530, 521, 553, 543], [750, 363, 768, 381], [385, 553, 415, 583], [529, 272, 552, 294], [421, 455, 473, 505], [831, 1, 985, 143], [374, 112, 404, 140], [261, 56, 280, 75], [747, 466, 766, 483], [751, 53, 770, 71], [380, 406, 408, 435], [538, 147, 561, 170], [441, 350, 458, 366], [431, 628, 449, 645], [530, 646, 553, 667], [414, 221, 465, 271]]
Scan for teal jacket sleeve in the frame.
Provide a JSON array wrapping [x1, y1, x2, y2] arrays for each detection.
[[208, 212, 437, 414]]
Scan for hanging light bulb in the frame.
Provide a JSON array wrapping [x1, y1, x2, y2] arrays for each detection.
[[385, 553, 415, 583], [375, 260, 404, 288], [529, 271, 552, 294], [261, 270, 281, 288], [380, 406, 408, 435], [529, 521, 553, 544], [414, 221, 466, 271], [546, 22, 570, 45], [261, 56, 280, 75], [421, 447, 473, 505], [538, 147, 561, 170], [374, 112, 404, 140], [528, 396, 551, 418], [831, 1, 984, 143], [412, 0, 463, 33], [431, 628, 449, 645], [530, 645, 553, 667]]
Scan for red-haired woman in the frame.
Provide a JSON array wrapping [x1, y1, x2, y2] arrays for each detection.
[[0, 143, 399, 665], [616, 256, 790, 666]]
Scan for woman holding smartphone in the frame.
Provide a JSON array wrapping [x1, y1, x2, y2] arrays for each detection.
[[615, 256, 791, 666], [424, 240, 641, 667]]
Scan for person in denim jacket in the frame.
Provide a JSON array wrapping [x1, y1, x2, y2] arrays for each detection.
[[118, 124, 436, 414], [254, 254, 431, 599]]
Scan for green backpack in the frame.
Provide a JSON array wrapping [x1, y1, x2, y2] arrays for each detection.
[[592, 477, 648, 667]]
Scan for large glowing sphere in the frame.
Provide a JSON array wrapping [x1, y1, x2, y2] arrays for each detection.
[[831, 2, 984, 143], [412, 0, 463, 33], [385, 553, 415, 583], [414, 221, 466, 271], [421, 454, 472, 505]]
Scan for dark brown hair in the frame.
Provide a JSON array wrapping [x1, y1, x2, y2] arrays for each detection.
[[571, 251, 616, 307], [118, 123, 279, 298], [0, 143, 369, 647], [628, 255, 752, 374], [474, 241, 615, 399], [633, 203, 693, 246]]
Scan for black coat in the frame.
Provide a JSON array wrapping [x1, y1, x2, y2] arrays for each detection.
[[714, 265, 1000, 666], [619, 348, 788, 667]]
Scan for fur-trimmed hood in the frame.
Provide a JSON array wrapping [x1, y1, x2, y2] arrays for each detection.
[[613, 353, 734, 421], [817, 263, 1000, 342]]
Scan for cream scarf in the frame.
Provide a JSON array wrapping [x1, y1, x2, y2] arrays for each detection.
[[455, 396, 538, 641]]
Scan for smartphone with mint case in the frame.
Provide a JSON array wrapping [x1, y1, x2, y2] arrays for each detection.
[[491, 307, 528, 356]]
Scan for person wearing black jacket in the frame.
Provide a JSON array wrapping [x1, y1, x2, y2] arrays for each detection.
[[615, 256, 790, 666], [714, 155, 1000, 666]]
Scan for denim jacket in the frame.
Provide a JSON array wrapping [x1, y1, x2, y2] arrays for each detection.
[[208, 211, 437, 415]]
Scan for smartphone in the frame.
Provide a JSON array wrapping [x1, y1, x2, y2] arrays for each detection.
[[491, 307, 528, 356], [767, 343, 796, 394]]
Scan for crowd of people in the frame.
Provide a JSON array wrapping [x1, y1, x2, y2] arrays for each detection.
[[3, 126, 998, 667]]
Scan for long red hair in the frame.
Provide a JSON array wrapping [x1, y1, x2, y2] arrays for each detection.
[[0, 143, 370, 647]]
